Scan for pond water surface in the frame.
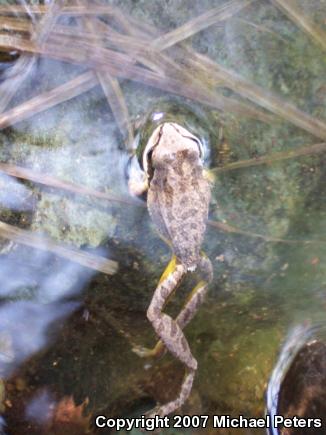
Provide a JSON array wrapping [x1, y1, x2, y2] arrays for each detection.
[[0, 1, 325, 434]]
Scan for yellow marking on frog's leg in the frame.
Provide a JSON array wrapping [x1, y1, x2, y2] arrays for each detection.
[[176, 255, 213, 327], [203, 168, 216, 184], [139, 255, 213, 360], [158, 254, 177, 283], [132, 255, 181, 359], [146, 261, 196, 370], [128, 180, 148, 196], [147, 254, 213, 418]]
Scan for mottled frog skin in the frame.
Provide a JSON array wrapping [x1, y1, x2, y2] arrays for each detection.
[[147, 122, 210, 270], [131, 121, 213, 417]]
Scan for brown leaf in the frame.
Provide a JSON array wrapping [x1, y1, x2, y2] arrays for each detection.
[[46, 396, 91, 435]]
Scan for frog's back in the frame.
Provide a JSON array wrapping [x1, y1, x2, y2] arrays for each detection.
[[148, 149, 210, 270]]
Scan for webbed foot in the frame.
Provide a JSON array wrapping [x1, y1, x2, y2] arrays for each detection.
[[132, 342, 166, 359], [144, 405, 164, 419]]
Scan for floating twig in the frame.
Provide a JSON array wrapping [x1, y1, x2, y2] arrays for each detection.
[[0, 0, 63, 113], [0, 15, 32, 33], [0, 35, 274, 126], [0, 163, 321, 246], [0, 161, 140, 207], [212, 142, 326, 173], [208, 220, 326, 244], [0, 4, 119, 17], [189, 52, 326, 140], [78, 11, 134, 149], [0, 220, 118, 275], [0, 71, 98, 129], [271, 0, 326, 51], [233, 17, 288, 42], [151, 0, 253, 50]]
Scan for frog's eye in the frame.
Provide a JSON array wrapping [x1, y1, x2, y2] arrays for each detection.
[[142, 141, 155, 177], [183, 133, 205, 160], [126, 154, 148, 197], [171, 122, 205, 161], [141, 124, 162, 176], [193, 136, 205, 160]]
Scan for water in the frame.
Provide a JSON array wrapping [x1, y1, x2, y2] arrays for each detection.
[[0, 0, 325, 434]]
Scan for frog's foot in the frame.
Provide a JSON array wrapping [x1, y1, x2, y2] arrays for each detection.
[[132, 345, 153, 358], [204, 168, 216, 184], [132, 341, 166, 359], [144, 405, 164, 419], [145, 369, 195, 418]]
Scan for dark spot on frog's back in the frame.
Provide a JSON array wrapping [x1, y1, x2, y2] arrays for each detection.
[[171, 321, 178, 337], [180, 209, 194, 220], [167, 210, 174, 221], [180, 195, 190, 206], [191, 167, 200, 177], [160, 285, 170, 299], [190, 208, 199, 216], [181, 337, 188, 351], [179, 149, 196, 161]]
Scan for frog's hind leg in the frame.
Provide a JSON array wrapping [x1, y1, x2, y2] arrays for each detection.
[[146, 256, 213, 417], [146, 260, 196, 371], [132, 255, 182, 359], [136, 255, 213, 360], [147, 368, 196, 418], [176, 255, 213, 329]]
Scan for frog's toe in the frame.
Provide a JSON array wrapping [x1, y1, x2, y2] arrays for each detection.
[[133, 342, 166, 359], [139, 407, 164, 433], [144, 405, 164, 419], [132, 345, 153, 358]]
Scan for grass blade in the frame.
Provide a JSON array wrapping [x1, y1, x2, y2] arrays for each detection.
[[0, 71, 98, 129], [191, 52, 326, 140], [212, 142, 326, 173], [271, 0, 326, 51], [151, 0, 253, 50], [0, 220, 118, 275], [0, 161, 139, 207], [0, 0, 64, 113], [208, 220, 326, 244], [0, 33, 275, 125], [78, 12, 134, 148]]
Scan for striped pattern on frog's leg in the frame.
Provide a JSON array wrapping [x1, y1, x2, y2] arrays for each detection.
[[146, 260, 196, 371], [146, 255, 213, 418], [132, 255, 183, 359], [137, 255, 213, 360], [175, 255, 213, 328]]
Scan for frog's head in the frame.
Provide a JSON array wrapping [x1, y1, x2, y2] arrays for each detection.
[[134, 100, 215, 170], [127, 100, 218, 197], [142, 122, 204, 179]]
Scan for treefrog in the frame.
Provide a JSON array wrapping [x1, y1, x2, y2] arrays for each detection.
[[129, 113, 213, 417]]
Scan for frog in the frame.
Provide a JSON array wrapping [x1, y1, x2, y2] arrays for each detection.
[[128, 106, 214, 417]]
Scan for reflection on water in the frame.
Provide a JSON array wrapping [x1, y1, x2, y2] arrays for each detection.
[[267, 324, 326, 435], [0, 300, 78, 377], [0, 0, 325, 433]]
